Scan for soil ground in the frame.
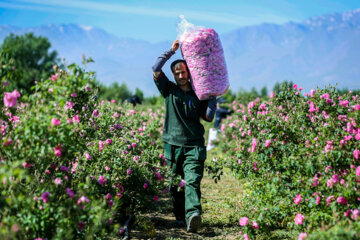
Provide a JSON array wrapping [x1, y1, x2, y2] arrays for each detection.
[[129, 167, 244, 240]]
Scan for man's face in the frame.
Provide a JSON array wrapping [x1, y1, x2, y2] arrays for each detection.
[[173, 63, 189, 87]]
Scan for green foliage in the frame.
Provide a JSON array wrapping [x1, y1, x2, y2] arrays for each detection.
[[260, 86, 268, 98], [214, 84, 360, 239], [272, 80, 294, 94], [143, 95, 165, 106], [0, 33, 58, 94], [337, 88, 360, 97], [235, 87, 268, 105], [307, 221, 360, 240], [0, 59, 167, 239], [135, 87, 144, 102]]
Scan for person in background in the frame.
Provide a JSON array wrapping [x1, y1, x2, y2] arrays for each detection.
[[126, 95, 142, 107], [206, 97, 234, 151], [152, 39, 216, 232]]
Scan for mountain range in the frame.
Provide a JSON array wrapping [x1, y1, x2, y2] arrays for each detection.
[[0, 9, 359, 96]]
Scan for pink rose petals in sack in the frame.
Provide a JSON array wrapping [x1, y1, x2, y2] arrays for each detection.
[[177, 16, 229, 100]]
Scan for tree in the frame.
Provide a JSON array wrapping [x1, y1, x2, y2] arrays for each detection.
[[1, 33, 58, 94], [273, 80, 294, 94], [260, 86, 268, 98], [135, 87, 144, 101], [250, 87, 259, 97], [98, 82, 132, 102], [222, 89, 236, 103]]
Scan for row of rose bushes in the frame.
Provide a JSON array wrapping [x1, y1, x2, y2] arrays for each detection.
[[0, 61, 168, 239], [214, 85, 360, 239]]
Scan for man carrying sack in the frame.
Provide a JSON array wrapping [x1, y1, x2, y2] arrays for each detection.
[[152, 40, 216, 232]]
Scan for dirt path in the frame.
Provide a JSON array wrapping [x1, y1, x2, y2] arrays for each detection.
[[129, 167, 243, 240]]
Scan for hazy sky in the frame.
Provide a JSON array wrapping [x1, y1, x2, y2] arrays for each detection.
[[1, 0, 360, 43]]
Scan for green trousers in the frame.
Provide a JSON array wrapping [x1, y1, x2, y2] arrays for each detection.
[[164, 143, 206, 221]]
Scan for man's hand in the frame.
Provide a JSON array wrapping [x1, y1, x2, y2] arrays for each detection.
[[172, 40, 180, 52]]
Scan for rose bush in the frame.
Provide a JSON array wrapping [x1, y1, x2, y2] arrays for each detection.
[[215, 85, 360, 239], [0, 59, 167, 239]]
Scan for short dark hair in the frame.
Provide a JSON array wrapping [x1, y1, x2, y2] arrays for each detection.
[[170, 59, 189, 73]]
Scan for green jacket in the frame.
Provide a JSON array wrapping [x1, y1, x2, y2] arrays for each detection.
[[154, 71, 211, 147]]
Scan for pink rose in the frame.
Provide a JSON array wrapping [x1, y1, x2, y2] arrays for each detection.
[[326, 195, 335, 206], [179, 179, 186, 187], [3, 89, 20, 108], [64, 101, 74, 110], [356, 166, 360, 176], [298, 232, 307, 240], [72, 115, 80, 124], [337, 196, 348, 205], [239, 217, 249, 226], [355, 134, 360, 141], [259, 103, 266, 110], [310, 89, 316, 97], [99, 141, 104, 152], [78, 221, 86, 230], [41, 192, 50, 203], [312, 176, 319, 186], [85, 153, 91, 160], [354, 149, 360, 159], [98, 175, 107, 186], [253, 161, 258, 171], [351, 209, 359, 220], [294, 194, 302, 205], [155, 172, 162, 180], [53, 144, 63, 157], [331, 174, 339, 184], [153, 195, 159, 202], [66, 188, 74, 198], [51, 73, 58, 81], [22, 162, 32, 169], [143, 183, 148, 189], [92, 110, 99, 117], [54, 178, 62, 185], [339, 100, 349, 107], [251, 138, 257, 152], [51, 118, 61, 126], [106, 139, 112, 144], [294, 213, 304, 225], [265, 139, 271, 148], [77, 196, 90, 205], [252, 221, 259, 229]]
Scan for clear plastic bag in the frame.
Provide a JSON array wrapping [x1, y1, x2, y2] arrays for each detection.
[[177, 16, 229, 100]]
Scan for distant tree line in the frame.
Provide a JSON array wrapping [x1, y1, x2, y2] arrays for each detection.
[[0, 33, 144, 104], [1, 33, 359, 106]]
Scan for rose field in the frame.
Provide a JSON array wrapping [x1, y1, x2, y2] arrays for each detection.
[[212, 84, 360, 239], [1, 58, 360, 240]]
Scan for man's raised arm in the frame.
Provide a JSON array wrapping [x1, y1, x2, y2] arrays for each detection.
[[152, 40, 179, 79]]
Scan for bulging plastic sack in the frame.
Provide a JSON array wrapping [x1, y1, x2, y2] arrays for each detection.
[[177, 15, 229, 100]]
